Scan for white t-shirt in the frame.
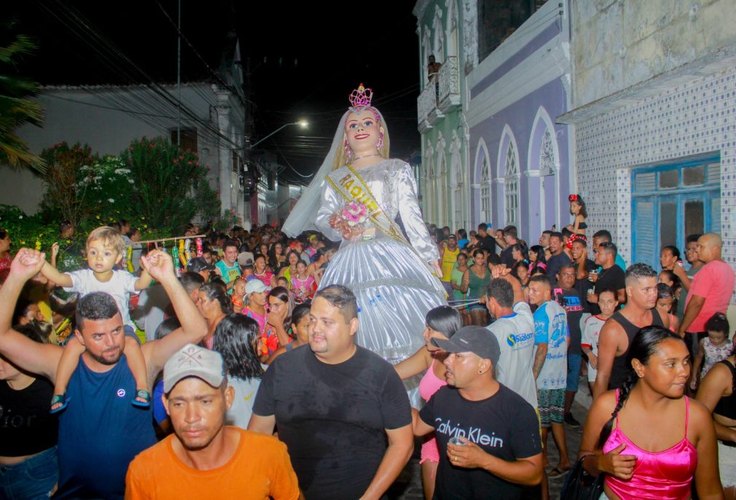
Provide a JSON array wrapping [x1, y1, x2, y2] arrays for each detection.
[[487, 302, 538, 408], [65, 269, 138, 329], [132, 283, 170, 342], [226, 376, 261, 429], [533, 300, 569, 390], [582, 314, 606, 382]]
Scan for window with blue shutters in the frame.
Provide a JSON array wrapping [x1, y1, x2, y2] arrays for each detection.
[[631, 154, 720, 269]]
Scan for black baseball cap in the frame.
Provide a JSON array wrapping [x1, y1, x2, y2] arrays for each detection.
[[187, 257, 214, 273], [432, 326, 500, 365]]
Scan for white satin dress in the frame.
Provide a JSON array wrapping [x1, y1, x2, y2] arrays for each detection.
[[316, 159, 447, 369]]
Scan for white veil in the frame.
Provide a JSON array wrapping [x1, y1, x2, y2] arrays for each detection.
[[281, 110, 350, 237]]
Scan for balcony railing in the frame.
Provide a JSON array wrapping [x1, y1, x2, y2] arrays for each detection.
[[437, 56, 460, 113], [417, 56, 461, 132]]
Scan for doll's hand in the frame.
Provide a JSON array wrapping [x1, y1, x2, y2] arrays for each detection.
[[328, 213, 342, 229]]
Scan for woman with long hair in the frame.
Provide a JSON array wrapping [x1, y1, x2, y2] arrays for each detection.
[[278, 250, 301, 286], [261, 286, 295, 363], [268, 242, 287, 273], [566, 193, 588, 236], [510, 241, 529, 267], [213, 314, 264, 429], [459, 249, 491, 326], [395, 306, 463, 500], [528, 244, 547, 276], [579, 325, 722, 499]]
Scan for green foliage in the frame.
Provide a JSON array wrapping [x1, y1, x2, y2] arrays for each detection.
[[12, 138, 222, 251], [39, 142, 97, 228], [120, 137, 219, 234], [0, 33, 46, 173], [0, 205, 57, 252]]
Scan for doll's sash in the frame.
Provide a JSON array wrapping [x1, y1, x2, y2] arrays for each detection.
[[327, 165, 409, 245]]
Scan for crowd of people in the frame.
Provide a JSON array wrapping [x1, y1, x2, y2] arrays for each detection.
[[0, 83, 734, 500]]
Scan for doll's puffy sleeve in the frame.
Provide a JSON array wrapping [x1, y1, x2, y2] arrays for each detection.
[[396, 162, 440, 264], [315, 175, 343, 242]]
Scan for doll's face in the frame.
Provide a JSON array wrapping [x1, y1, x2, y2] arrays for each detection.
[[345, 109, 382, 155]]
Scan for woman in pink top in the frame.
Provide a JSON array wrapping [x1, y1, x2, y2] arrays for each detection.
[[252, 254, 276, 288], [394, 306, 462, 500], [579, 326, 723, 499]]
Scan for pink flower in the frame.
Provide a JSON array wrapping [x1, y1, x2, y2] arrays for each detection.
[[341, 201, 368, 226]]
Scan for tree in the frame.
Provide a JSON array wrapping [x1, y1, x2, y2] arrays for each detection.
[[0, 33, 45, 173]]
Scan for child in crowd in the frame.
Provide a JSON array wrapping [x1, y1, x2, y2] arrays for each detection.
[[291, 259, 315, 304], [40, 226, 152, 413], [655, 282, 680, 333], [581, 288, 618, 396], [690, 312, 732, 391], [231, 278, 246, 311], [276, 276, 290, 289], [566, 194, 587, 236], [267, 301, 312, 364]]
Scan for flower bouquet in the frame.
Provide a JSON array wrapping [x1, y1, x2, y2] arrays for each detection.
[[338, 201, 375, 240]]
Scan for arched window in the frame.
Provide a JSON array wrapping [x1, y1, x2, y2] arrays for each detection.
[[540, 128, 556, 175], [505, 144, 519, 227], [438, 158, 448, 226], [480, 156, 491, 223], [426, 164, 436, 223], [451, 146, 463, 230]]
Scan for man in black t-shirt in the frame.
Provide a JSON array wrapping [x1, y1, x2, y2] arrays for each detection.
[[546, 232, 572, 280], [477, 223, 497, 257], [249, 285, 413, 500], [588, 241, 626, 315], [414, 326, 543, 499]]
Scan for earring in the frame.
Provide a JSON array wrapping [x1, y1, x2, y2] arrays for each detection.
[[344, 140, 353, 162], [376, 133, 384, 150]]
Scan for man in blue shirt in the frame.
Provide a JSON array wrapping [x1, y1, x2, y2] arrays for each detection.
[[0, 248, 207, 499]]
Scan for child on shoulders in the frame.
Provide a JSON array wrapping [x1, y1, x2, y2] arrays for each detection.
[[41, 226, 152, 413]]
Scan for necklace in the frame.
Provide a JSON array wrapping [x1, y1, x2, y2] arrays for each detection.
[[351, 153, 382, 162]]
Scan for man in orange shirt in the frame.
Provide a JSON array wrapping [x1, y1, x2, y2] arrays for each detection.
[[125, 344, 299, 499]]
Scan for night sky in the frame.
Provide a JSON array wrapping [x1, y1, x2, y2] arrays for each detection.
[[5, 0, 422, 184]]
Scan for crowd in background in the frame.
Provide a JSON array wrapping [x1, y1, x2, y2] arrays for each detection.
[[1, 193, 735, 499]]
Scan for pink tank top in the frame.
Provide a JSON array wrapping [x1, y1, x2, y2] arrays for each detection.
[[602, 394, 697, 499], [418, 359, 447, 464]]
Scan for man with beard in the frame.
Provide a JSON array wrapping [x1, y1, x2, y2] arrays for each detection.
[[248, 285, 413, 500], [125, 344, 299, 499], [0, 248, 207, 499]]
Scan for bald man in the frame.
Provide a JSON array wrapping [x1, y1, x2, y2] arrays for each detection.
[[678, 233, 735, 360]]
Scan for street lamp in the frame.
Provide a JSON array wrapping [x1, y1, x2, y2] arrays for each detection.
[[249, 119, 308, 149]]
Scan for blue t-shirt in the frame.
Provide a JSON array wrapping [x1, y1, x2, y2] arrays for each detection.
[[615, 254, 627, 272], [56, 354, 156, 499], [215, 260, 241, 285], [533, 300, 569, 390]]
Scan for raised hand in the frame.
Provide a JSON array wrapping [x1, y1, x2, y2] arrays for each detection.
[[51, 242, 60, 259], [140, 249, 174, 282], [10, 248, 46, 281]]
